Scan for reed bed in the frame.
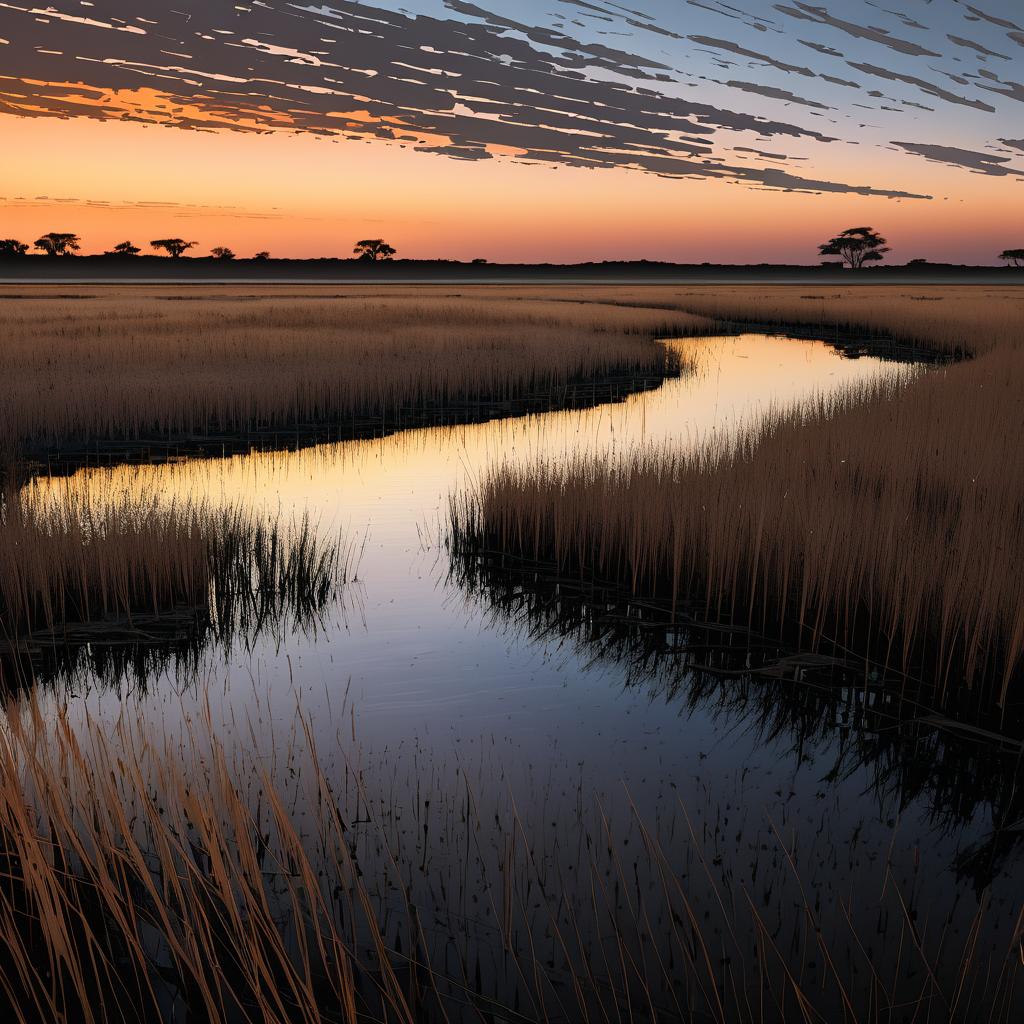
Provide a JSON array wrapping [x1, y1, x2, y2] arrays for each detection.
[[0, 290, 705, 459], [0, 484, 348, 686], [0, 680, 1020, 1023], [452, 287, 1024, 717], [587, 284, 1024, 358]]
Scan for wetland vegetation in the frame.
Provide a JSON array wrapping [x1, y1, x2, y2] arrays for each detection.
[[0, 289, 698, 470], [0, 284, 1021, 1022]]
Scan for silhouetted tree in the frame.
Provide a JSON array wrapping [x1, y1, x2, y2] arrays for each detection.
[[151, 238, 197, 258], [34, 232, 81, 257], [472, 257, 488, 264], [818, 227, 889, 269], [999, 248, 1024, 267], [254, 251, 271, 260], [105, 241, 141, 257], [0, 239, 28, 258], [353, 238, 397, 261], [211, 247, 236, 260]]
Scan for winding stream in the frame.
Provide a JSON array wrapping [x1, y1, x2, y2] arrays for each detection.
[[20, 332, 1024, 1018]]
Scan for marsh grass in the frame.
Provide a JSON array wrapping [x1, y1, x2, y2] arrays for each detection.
[[0, 485, 348, 687], [2, 284, 1023, 1020], [0, 681, 1021, 1023], [0, 290, 705, 464], [452, 288, 1024, 717]]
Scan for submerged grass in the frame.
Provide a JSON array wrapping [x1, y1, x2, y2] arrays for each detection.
[[448, 541, 1024, 887], [452, 287, 1024, 717], [0, 680, 1020, 1023]]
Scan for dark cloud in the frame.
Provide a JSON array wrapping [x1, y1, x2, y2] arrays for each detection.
[[974, 70, 1024, 104], [773, 2, 940, 56], [846, 61, 996, 111], [891, 140, 1024, 176], [720, 80, 830, 110], [945, 34, 1009, 60], [798, 39, 842, 57], [686, 1, 780, 32], [0, 0, 1016, 201], [963, 5, 1022, 33], [821, 75, 860, 90], [1, 0, 929, 200], [733, 145, 798, 160], [689, 35, 815, 76], [559, 1, 685, 40]]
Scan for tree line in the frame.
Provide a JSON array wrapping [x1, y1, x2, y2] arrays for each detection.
[[0, 234, 403, 261], [0, 229, 1022, 266]]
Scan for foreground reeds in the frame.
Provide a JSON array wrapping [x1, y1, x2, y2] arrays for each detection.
[[0, 680, 1020, 1023], [0, 484, 348, 686], [451, 287, 1024, 718]]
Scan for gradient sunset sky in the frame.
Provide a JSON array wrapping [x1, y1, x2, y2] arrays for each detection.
[[1, 0, 1022, 262]]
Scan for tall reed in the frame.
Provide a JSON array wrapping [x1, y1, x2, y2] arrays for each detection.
[[0, 681, 1019, 1022], [0, 290, 706, 458], [453, 288, 1024, 716]]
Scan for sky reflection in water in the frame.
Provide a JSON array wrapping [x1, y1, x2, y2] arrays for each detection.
[[20, 333, 1021, 968]]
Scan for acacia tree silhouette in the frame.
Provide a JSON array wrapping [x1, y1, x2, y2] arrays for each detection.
[[211, 247, 236, 260], [0, 239, 29, 258], [105, 241, 141, 257], [999, 248, 1024, 267], [353, 238, 397, 261], [254, 251, 271, 260], [818, 227, 889, 269], [34, 232, 81, 257], [151, 238, 197, 258]]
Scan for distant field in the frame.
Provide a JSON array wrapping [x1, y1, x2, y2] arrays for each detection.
[[0, 256, 1018, 285], [0, 286, 706, 464]]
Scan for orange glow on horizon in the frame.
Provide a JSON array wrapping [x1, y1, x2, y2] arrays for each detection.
[[1, 110, 1020, 264]]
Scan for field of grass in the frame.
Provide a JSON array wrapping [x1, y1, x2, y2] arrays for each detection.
[[1, 283, 1022, 1019], [0, 287, 704, 463], [452, 285, 1024, 718]]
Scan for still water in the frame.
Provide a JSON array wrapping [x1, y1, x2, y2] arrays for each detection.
[[22, 334, 1024, 1016]]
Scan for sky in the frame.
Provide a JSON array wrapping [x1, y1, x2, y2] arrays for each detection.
[[1, 0, 1022, 263]]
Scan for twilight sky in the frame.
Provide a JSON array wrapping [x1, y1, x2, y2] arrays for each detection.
[[1, 0, 1022, 262]]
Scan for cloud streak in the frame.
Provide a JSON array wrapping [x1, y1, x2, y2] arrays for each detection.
[[0, 0, 1018, 200]]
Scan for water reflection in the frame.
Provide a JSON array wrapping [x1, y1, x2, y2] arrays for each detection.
[[12, 332, 1023, 1019], [21, 333, 912, 701], [448, 544, 1024, 891]]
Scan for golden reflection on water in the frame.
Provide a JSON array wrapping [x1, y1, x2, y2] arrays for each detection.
[[24, 335, 914, 553], [13, 330, 925, 867], [14, 332, 953, 904]]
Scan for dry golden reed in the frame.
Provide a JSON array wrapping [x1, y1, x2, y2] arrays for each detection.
[[0, 486, 209, 648], [0, 483, 346, 674], [0, 288, 706, 454], [0, 681, 1018, 1023], [455, 286, 1024, 712]]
